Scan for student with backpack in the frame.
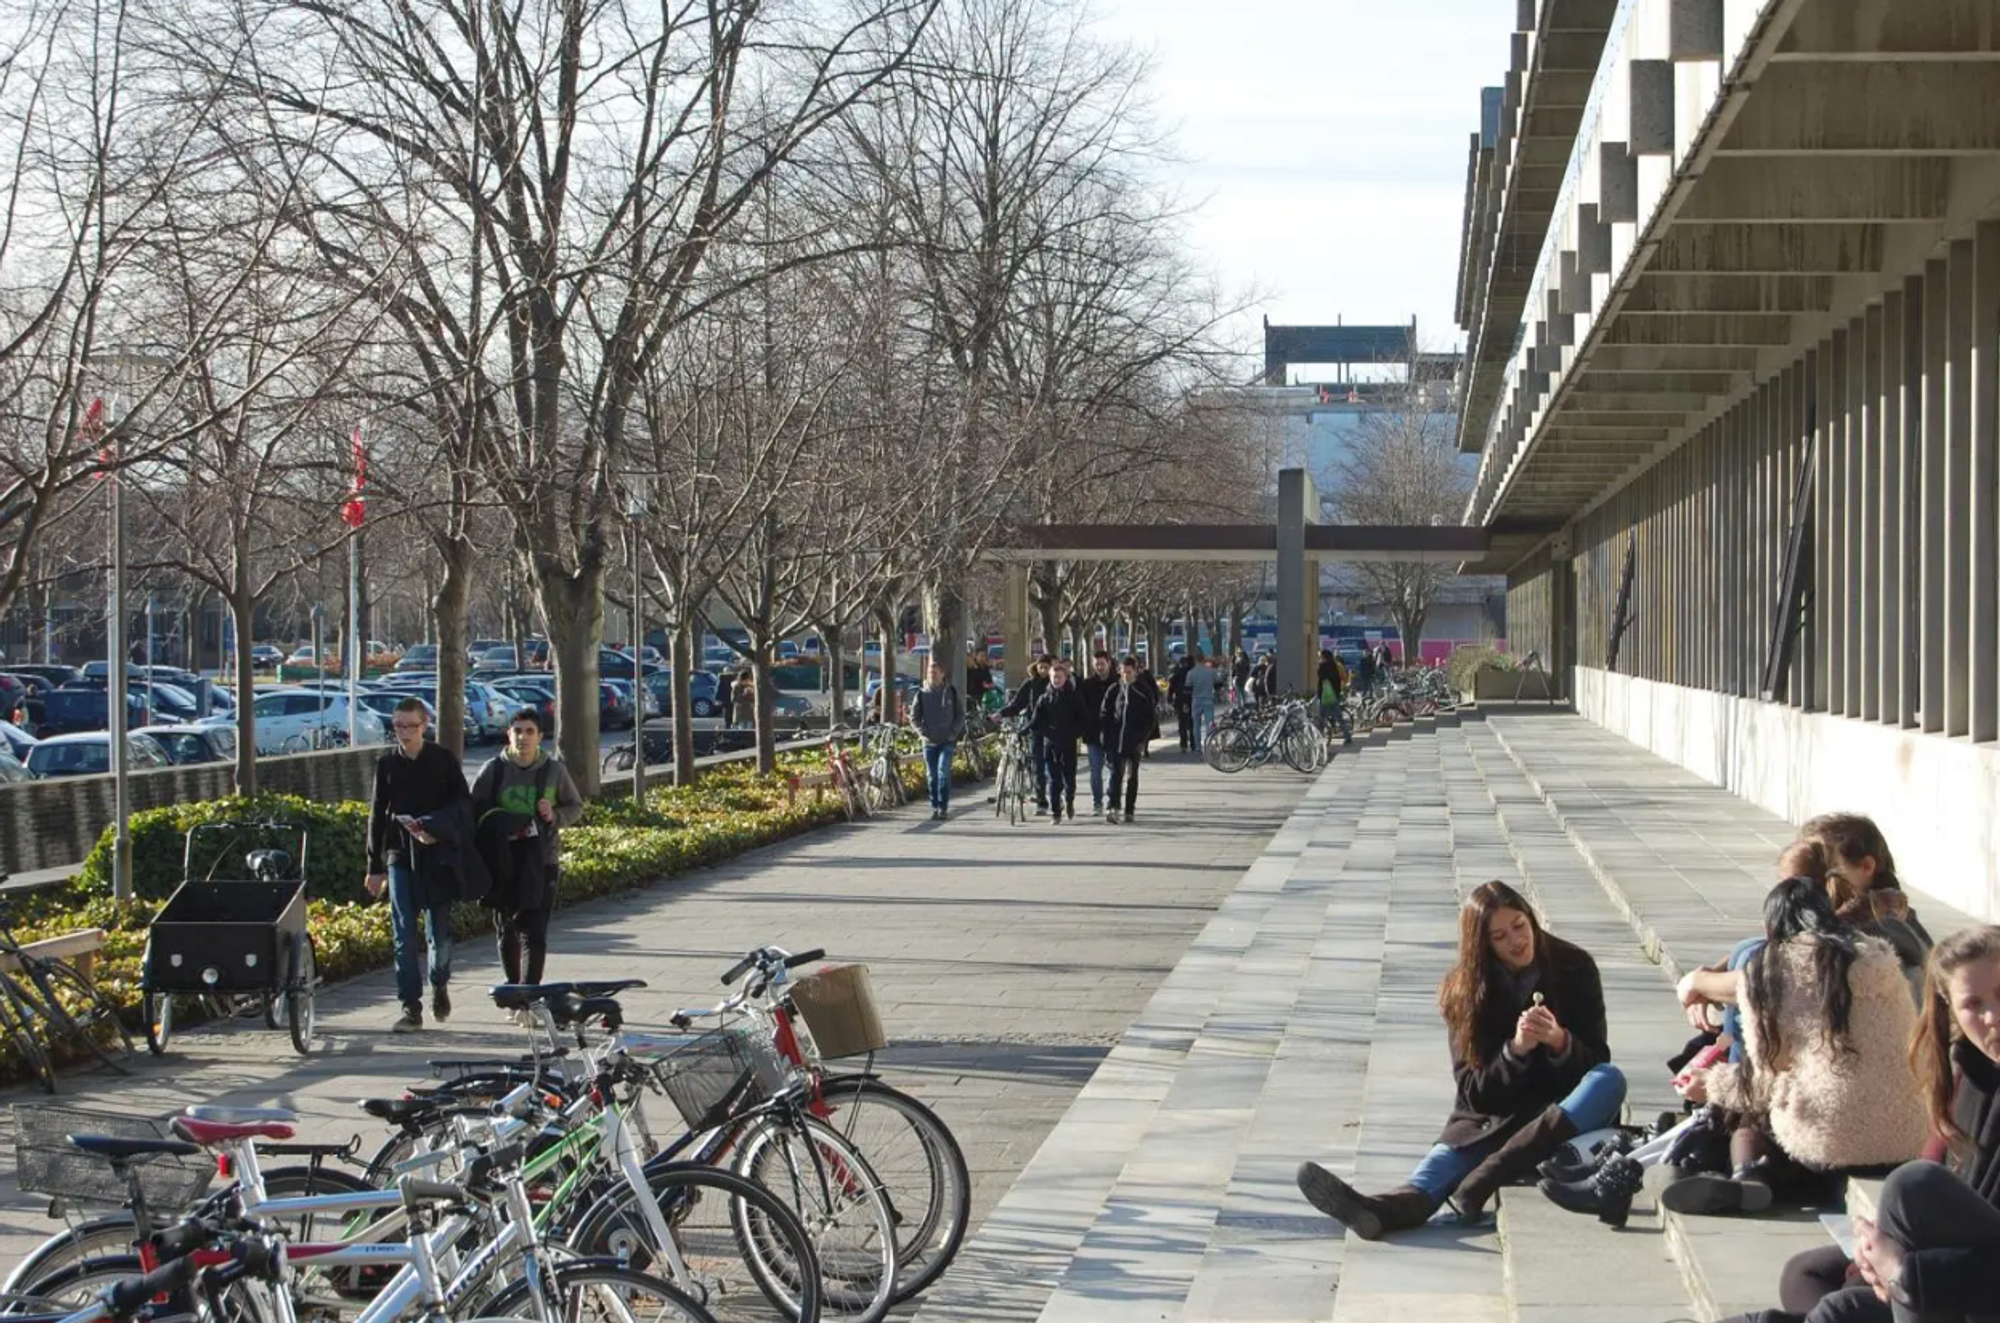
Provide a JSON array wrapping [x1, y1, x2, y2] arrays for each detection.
[[909, 660, 964, 819], [472, 707, 584, 1010]]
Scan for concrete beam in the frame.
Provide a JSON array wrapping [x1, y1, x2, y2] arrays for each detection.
[[1600, 141, 1639, 223], [1722, 64, 2000, 154], [1669, 0, 1724, 61], [1556, 412, 1699, 428], [1601, 314, 1796, 346], [1775, 0, 2000, 61], [1571, 370, 1743, 394], [1630, 60, 1676, 155], [1562, 391, 1717, 412], [1676, 159, 1951, 223], [1586, 344, 1763, 371], [1622, 274, 1835, 314], [1540, 426, 1676, 442], [1648, 222, 1885, 274]]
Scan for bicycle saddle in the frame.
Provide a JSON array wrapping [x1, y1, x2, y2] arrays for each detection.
[[548, 993, 623, 1030], [171, 1117, 296, 1146], [67, 1135, 203, 1161], [184, 1105, 301, 1126], [359, 1096, 446, 1125], [489, 982, 571, 1010], [565, 979, 646, 997]]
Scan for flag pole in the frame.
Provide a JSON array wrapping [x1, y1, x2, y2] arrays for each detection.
[[346, 424, 365, 747]]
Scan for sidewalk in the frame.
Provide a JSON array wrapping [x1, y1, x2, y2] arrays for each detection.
[[0, 737, 1312, 1280]]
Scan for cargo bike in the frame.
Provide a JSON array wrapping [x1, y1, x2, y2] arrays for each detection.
[[139, 821, 319, 1056]]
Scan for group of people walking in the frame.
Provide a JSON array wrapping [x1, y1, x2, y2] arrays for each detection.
[[1294, 812, 2000, 1323], [986, 652, 1158, 823]]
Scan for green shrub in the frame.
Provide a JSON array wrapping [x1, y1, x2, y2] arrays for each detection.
[[72, 795, 372, 905], [1445, 645, 1514, 697]]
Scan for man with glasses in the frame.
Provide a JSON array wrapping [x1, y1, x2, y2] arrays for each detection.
[[365, 697, 470, 1032]]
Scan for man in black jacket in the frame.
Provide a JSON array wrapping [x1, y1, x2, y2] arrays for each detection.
[[1000, 655, 1054, 812], [1101, 656, 1156, 823], [1075, 652, 1115, 819], [1030, 658, 1090, 824], [365, 697, 471, 1033], [1167, 655, 1193, 751]]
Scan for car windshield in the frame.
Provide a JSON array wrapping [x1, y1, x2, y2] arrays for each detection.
[[29, 741, 108, 775]]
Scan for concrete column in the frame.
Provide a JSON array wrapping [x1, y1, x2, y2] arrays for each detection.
[[1275, 468, 1317, 699], [1630, 60, 1676, 156], [1969, 221, 2000, 745], [1791, 358, 1813, 710], [1669, 0, 1724, 60], [1877, 293, 1900, 725], [1946, 238, 1974, 739], [1901, 275, 1925, 730], [1817, 337, 1839, 714], [1921, 257, 1948, 734], [1845, 316, 1867, 719], [1002, 564, 1031, 694]]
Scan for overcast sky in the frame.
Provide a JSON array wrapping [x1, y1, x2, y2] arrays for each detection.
[[1092, 0, 1515, 355]]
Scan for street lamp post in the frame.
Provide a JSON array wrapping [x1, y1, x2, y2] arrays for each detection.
[[627, 494, 647, 803], [107, 416, 129, 901], [311, 603, 326, 737]]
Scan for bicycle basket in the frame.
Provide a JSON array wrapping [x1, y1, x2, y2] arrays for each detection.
[[651, 1028, 793, 1131], [789, 964, 887, 1060], [12, 1105, 213, 1210]]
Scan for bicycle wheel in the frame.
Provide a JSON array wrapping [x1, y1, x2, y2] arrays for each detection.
[[814, 1077, 968, 1303], [604, 745, 637, 775], [144, 990, 175, 1056], [286, 933, 317, 1055], [481, 1262, 719, 1323], [1204, 726, 1253, 774], [732, 1115, 895, 1322], [32, 958, 133, 1068], [1279, 725, 1320, 773], [567, 1161, 823, 1323], [2, 1213, 136, 1296], [0, 973, 55, 1091]]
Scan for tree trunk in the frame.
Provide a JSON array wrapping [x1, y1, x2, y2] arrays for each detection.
[[671, 613, 696, 788], [751, 633, 776, 775], [539, 562, 607, 796], [228, 579, 258, 796], [877, 611, 896, 725], [1228, 603, 1244, 654], [1035, 581, 1060, 659], [827, 631, 847, 733], [434, 533, 475, 756]]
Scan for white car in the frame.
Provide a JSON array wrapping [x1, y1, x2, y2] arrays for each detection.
[[25, 733, 172, 778], [232, 688, 388, 754]]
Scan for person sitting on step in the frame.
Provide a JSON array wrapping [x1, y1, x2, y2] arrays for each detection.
[[1295, 879, 1627, 1238], [1718, 924, 2000, 1323], [1667, 879, 1928, 1217]]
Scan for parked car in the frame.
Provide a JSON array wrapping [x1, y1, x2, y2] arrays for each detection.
[[237, 688, 386, 754], [776, 641, 800, 661], [353, 690, 437, 734], [0, 719, 37, 759], [599, 681, 634, 730], [137, 724, 236, 765], [596, 647, 661, 682], [250, 644, 285, 670], [37, 687, 150, 737], [133, 681, 201, 723], [0, 747, 29, 783], [489, 679, 556, 736], [25, 732, 172, 778], [4, 664, 79, 690], [641, 670, 723, 719], [846, 673, 919, 721], [474, 645, 519, 670], [395, 643, 439, 673]]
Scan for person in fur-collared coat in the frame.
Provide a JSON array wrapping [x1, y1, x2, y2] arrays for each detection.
[[1674, 879, 1929, 1215]]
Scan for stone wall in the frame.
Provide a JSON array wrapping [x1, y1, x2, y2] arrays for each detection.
[[0, 748, 379, 878]]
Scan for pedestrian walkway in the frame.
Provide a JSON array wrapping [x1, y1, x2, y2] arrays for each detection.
[[0, 740, 1312, 1279], [952, 708, 1980, 1322]]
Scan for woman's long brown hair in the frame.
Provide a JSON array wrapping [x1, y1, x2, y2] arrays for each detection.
[[1910, 925, 2000, 1141], [1438, 880, 1549, 1068]]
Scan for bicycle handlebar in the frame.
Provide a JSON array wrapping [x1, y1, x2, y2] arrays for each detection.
[[106, 1256, 195, 1317]]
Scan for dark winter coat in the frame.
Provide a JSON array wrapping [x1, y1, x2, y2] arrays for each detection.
[[1099, 681, 1156, 757], [1075, 671, 1114, 746], [1439, 934, 1612, 1149], [910, 683, 963, 746], [367, 742, 469, 874], [1029, 679, 1091, 745], [471, 752, 583, 914], [403, 794, 492, 909], [999, 674, 1048, 721], [1167, 660, 1192, 709]]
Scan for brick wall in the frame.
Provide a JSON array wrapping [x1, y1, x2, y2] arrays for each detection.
[[0, 748, 380, 877]]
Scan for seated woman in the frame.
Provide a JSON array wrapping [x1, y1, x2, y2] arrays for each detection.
[[1668, 879, 1928, 1216], [1295, 880, 1626, 1238], [1719, 925, 2000, 1323]]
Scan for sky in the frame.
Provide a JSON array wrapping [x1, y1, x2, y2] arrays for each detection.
[[1091, 0, 1515, 357]]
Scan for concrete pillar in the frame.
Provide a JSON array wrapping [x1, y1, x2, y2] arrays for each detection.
[[1921, 257, 1948, 733], [1669, 0, 1724, 60], [1630, 61, 1676, 156], [1861, 301, 1883, 723], [1971, 221, 2000, 744], [1844, 316, 1865, 719], [1882, 286, 1908, 726], [1899, 275, 1924, 730], [1599, 142, 1639, 224], [1002, 564, 1030, 694], [1945, 237, 1974, 739], [1275, 468, 1317, 699], [1816, 337, 1839, 714]]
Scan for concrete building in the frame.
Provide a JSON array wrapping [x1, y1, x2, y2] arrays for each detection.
[[1455, 0, 2000, 920]]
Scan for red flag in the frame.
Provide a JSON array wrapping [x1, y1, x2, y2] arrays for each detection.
[[340, 425, 367, 528], [78, 398, 112, 479]]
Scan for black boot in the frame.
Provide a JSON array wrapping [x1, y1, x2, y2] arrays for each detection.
[[1295, 1163, 1440, 1240], [1658, 1164, 1774, 1216], [1539, 1153, 1645, 1227], [1538, 1130, 1636, 1185], [1453, 1104, 1578, 1219]]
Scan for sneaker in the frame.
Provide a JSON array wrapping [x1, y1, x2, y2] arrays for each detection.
[[392, 1005, 422, 1033], [1106, 810, 1120, 824], [1121, 810, 1134, 824], [1035, 804, 1049, 817], [432, 986, 452, 1023]]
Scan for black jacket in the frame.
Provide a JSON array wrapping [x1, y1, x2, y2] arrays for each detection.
[[1075, 672, 1114, 745], [405, 794, 492, 909], [1167, 660, 1192, 707], [999, 674, 1048, 721], [1099, 681, 1156, 757], [367, 742, 469, 874], [1898, 1044, 2000, 1311], [1029, 680, 1091, 745], [1439, 934, 1612, 1148]]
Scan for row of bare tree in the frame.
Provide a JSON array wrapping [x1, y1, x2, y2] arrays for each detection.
[[0, 0, 1281, 795]]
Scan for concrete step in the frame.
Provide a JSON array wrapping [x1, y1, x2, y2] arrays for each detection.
[[914, 742, 1369, 1321], [1037, 735, 1407, 1321]]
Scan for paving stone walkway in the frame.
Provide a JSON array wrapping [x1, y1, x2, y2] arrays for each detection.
[[0, 738, 1313, 1289]]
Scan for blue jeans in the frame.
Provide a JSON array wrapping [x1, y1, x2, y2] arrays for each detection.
[[1722, 936, 1766, 1065], [1087, 743, 1106, 810], [389, 859, 453, 1009], [1407, 1063, 1628, 1200], [922, 741, 954, 810], [1191, 701, 1215, 752]]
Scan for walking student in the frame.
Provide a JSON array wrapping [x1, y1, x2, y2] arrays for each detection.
[[1101, 655, 1156, 823], [1077, 652, 1115, 816], [365, 697, 486, 1033], [1029, 658, 1089, 823], [1000, 655, 1055, 812], [1186, 653, 1221, 754], [910, 659, 963, 820], [1319, 648, 1354, 744], [471, 708, 582, 1005], [1168, 654, 1194, 751]]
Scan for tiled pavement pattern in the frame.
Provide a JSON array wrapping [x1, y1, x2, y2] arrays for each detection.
[[0, 736, 1313, 1294], [957, 709, 1977, 1322]]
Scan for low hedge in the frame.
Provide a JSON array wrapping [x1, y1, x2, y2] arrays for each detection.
[[6, 740, 987, 1073], [1445, 645, 1513, 697]]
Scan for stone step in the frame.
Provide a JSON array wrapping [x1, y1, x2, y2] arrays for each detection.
[[914, 743, 1369, 1321], [1037, 735, 1410, 1321]]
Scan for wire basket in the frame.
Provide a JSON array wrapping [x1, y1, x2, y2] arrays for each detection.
[[11, 1105, 213, 1212], [651, 1028, 793, 1132]]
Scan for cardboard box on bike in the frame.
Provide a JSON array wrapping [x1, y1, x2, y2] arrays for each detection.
[[790, 963, 888, 1059]]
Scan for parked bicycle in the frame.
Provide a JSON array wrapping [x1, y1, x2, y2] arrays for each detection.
[[0, 885, 132, 1092]]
